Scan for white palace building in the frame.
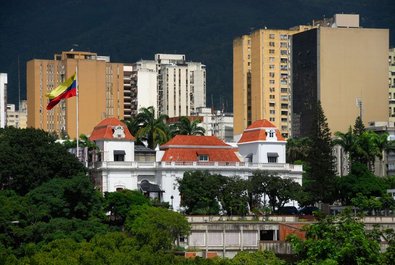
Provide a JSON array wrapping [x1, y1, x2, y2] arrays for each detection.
[[89, 118, 303, 211]]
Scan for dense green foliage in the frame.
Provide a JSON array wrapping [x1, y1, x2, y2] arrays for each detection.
[[125, 205, 191, 251], [178, 171, 302, 215], [288, 212, 383, 265], [337, 163, 386, 205], [0, 127, 86, 195], [178, 171, 227, 215], [104, 189, 150, 226]]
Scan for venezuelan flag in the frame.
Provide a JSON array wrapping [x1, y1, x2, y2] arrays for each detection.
[[46, 73, 77, 110]]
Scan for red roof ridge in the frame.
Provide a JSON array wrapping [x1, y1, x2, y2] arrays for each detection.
[[161, 135, 230, 148], [238, 119, 286, 143], [90, 117, 135, 141]]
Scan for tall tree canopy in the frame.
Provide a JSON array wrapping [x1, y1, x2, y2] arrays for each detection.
[[0, 127, 86, 195], [288, 211, 382, 265], [125, 205, 190, 251], [177, 171, 227, 215], [170, 116, 206, 136], [304, 101, 336, 204], [126, 106, 170, 149]]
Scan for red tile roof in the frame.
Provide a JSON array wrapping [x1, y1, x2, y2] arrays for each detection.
[[161, 135, 240, 162], [161, 135, 229, 148], [162, 148, 240, 162], [238, 119, 285, 143], [89, 117, 135, 141]]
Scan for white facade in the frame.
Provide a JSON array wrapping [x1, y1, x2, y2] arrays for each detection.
[[0, 73, 7, 128], [191, 107, 234, 142], [125, 54, 206, 118], [123, 63, 158, 118], [90, 119, 302, 211]]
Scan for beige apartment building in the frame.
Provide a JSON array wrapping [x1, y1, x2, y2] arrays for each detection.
[[27, 51, 124, 139], [233, 26, 312, 139], [292, 14, 389, 136]]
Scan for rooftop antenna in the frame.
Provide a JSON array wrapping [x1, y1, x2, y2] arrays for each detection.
[[17, 55, 21, 110], [211, 94, 214, 113]]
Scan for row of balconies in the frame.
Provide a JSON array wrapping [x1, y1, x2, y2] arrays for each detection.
[[93, 161, 302, 172]]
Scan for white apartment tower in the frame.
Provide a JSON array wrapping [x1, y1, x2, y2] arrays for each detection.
[[0, 73, 7, 128], [124, 54, 206, 118]]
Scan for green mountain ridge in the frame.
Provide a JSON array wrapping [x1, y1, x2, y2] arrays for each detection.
[[1, 0, 394, 110]]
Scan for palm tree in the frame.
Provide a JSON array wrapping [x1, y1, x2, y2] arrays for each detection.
[[171, 116, 205, 136], [124, 116, 140, 137], [135, 106, 170, 149], [353, 130, 379, 171], [334, 127, 356, 174], [286, 137, 311, 164], [372, 132, 394, 177]]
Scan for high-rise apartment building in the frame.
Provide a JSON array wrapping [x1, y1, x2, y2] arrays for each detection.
[[233, 26, 312, 139], [124, 54, 206, 118], [124, 61, 158, 119], [27, 51, 124, 138], [389, 48, 395, 122], [292, 14, 389, 137]]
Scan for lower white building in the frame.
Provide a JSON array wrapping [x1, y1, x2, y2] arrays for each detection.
[[191, 107, 234, 142], [0, 73, 7, 128], [89, 118, 303, 210]]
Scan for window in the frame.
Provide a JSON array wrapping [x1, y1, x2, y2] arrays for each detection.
[[270, 80, 275, 84], [281, 87, 287, 93], [198, 154, 209, 161], [269, 102, 275, 107], [269, 57, 275, 62], [280, 34, 288, 40], [267, 152, 279, 163], [114, 150, 125, 161], [270, 87, 275, 92], [280, 58, 288, 63], [280, 42, 287, 48], [269, 49, 275, 54], [281, 103, 288, 109], [269, 34, 275, 39], [269, 42, 275, 47], [270, 110, 275, 114], [269, 95, 275, 99], [269, 65, 275, 69], [269, 72, 275, 78], [270, 117, 275, 122], [280, 50, 288, 55]]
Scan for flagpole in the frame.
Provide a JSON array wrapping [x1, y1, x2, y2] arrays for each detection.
[[76, 65, 79, 159]]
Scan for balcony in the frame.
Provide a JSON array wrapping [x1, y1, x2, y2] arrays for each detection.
[[92, 161, 303, 173]]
